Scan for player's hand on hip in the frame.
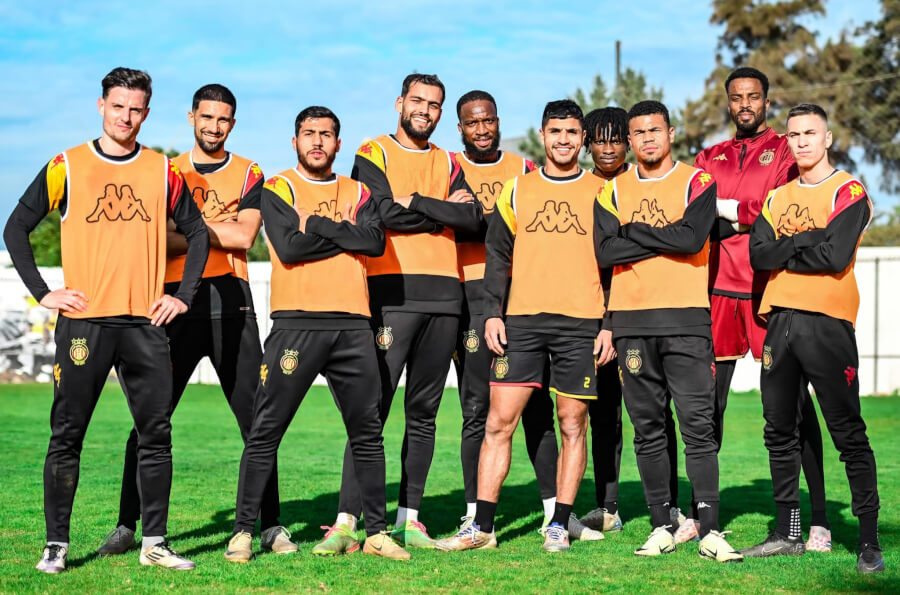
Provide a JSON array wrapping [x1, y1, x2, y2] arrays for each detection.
[[149, 295, 188, 326], [448, 189, 474, 203], [594, 329, 616, 368], [40, 288, 88, 313], [485, 317, 507, 356]]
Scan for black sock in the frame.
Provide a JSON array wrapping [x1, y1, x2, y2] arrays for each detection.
[[550, 502, 572, 527], [810, 508, 830, 530], [604, 501, 618, 516], [474, 500, 497, 533], [858, 511, 879, 548], [776, 506, 801, 538], [696, 501, 719, 537], [649, 503, 671, 531]]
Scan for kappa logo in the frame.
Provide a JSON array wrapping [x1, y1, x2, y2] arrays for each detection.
[[280, 349, 299, 375], [625, 349, 642, 375], [844, 366, 857, 386], [848, 183, 865, 200], [69, 338, 89, 366], [260, 364, 269, 386], [195, 187, 232, 220], [376, 326, 393, 350], [759, 149, 775, 166], [712, 154, 727, 161], [53, 363, 61, 387], [475, 181, 504, 212], [776, 204, 817, 236], [463, 329, 480, 353], [525, 200, 586, 234], [314, 199, 345, 222], [631, 198, 670, 227], [762, 345, 773, 371], [697, 172, 713, 186], [86, 184, 151, 222], [493, 356, 509, 379]]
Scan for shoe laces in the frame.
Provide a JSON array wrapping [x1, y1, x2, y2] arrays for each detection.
[[544, 523, 567, 542], [44, 544, 64, 561], [272, 526, 292, 539], [456, 522, 481, 543], [153, 541, 178, 556], [320, 524, 341, 539]]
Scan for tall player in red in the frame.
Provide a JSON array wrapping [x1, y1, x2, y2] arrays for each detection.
[[680, 68, 830, 550]]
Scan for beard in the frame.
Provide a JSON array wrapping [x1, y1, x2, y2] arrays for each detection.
[[196, 134, 225, 154], [400, 111, 436, 142], [732, 108, 767, 134], [461, 130, 501, 160], [297, 148, 336, 177]]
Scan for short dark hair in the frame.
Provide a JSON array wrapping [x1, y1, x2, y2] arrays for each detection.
[[541, 99, 584, 128], [294, 106, 341, 137], [456, 90, 496, 119], [724, 67, 769, 97], [101, 67, 152, 104], [192, 84, 237, 115], [786, 103, 828, 123], [401, 73, 445, 105], [627, 100, 670, 127], [584, 107, 629, 148]]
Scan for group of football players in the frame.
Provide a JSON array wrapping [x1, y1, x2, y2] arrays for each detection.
[[3, 64, 883, 575]]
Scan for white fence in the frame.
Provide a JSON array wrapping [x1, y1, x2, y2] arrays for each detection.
[[2, 249, 899, 394]]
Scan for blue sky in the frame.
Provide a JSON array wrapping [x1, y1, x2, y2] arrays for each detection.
[[0, 0, 884, 245]]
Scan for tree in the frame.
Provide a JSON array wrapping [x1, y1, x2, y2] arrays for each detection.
[[517, 68, 672, 166], [28, 209, 62, 266], [247, 231, 270, 261], [845, 0, 900, 195]]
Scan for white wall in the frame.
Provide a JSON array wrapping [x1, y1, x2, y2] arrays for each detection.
[[3, 248, 899, 394]]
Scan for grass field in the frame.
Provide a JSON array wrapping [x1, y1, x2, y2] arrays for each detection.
[[0, 383, 897, 594]]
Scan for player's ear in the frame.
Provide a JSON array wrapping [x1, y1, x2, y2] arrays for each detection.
[[457, 122, 463, 135], [291, 136, 298, 153], [335, 138, 342, 155], [668, 126, 675, 144], [187, 110, 195, 126], [97, 97, 104, 116], [395, 96, 403, 114], [824, 129, 833, 149]]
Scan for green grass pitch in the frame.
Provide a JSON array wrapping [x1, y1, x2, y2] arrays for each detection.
[[0, 383, 897, 593]]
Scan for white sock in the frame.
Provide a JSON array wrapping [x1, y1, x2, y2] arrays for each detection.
[[542, 497, 556, 520], [336, 513, 356, 532], [47, 541, 68, 549], [142, 535, 165, 549], [466, 502, 477, 518], [396, 507, 418, 526]]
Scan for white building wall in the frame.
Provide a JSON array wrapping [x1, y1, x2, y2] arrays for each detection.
[[3, 248, 899, 394]]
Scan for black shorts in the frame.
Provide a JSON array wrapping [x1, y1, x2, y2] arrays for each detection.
[[490, 326, 597, 399]]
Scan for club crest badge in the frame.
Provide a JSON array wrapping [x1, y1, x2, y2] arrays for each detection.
[[70, 338, 89, 366], [260, 364, 269, 386], [463, 330, 480, 353], [376, 326, 393, 351], [494, 356, 509, 379], [625, 349, 642, 375], [759, 149, 775, 166], [280, 349, 299, 375], [762, 345, 773, 371]]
